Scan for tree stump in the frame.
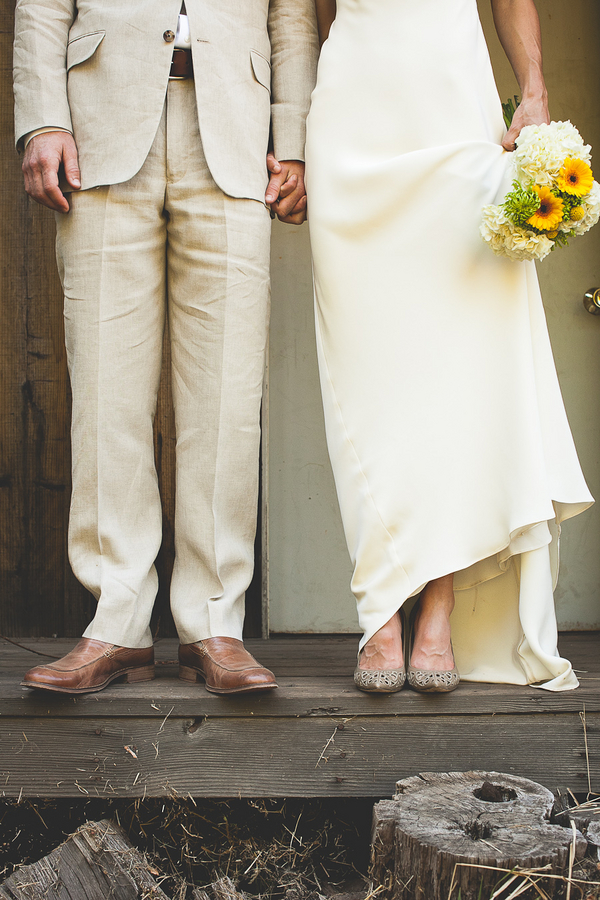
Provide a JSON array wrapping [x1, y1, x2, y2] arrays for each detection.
[[0, 819, 169, 900], [370, 771, 587, 900]]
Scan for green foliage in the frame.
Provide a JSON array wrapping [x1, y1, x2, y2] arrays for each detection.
[[502, 180, 540, 227], [502, 95, 520, 129]]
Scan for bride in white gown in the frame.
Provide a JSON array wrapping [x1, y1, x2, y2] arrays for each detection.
[[305, 0, 593, 692]]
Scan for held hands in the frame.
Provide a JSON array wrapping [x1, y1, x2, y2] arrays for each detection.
[[502, 92, 550, 151], [265, 154, 307, 224], [22, 131, 81, 212]]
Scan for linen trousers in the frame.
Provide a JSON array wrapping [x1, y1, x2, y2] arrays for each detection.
[[55, 80, 271, 649]]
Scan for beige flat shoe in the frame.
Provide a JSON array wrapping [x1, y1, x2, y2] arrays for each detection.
[[406, 602, 460, 693], [353, 609, 406, 693]]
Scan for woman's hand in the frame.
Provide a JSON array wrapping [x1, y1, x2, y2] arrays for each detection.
[[502, 92, 550, 151], [491, 0, 550, 150]]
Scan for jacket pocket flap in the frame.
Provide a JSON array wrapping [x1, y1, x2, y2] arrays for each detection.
[[67, 31, 106, 70], [250, 50, 271, 90]]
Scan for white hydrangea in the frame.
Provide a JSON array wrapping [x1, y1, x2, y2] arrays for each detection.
[[513, 120, 592, 187], [480, 204, 554, 262], [571, 180, 600, 236]]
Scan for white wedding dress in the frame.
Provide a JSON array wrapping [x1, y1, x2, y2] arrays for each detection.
[[305, 0, 593, 689]]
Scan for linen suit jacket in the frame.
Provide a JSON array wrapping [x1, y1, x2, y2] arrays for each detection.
[[13, 0, 319, 202]]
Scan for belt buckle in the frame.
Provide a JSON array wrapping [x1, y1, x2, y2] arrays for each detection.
[[169, 48, 192, 80]]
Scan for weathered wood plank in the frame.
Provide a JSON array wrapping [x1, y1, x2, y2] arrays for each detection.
[[1, 635, 598, 720], [2, 673, 599, 719], [0, 819, 169, 899], [0, 712, 596, 798]]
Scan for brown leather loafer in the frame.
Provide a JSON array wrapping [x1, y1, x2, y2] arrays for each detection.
[[21, 638, 155, 694], [178, 637, 278, 694]]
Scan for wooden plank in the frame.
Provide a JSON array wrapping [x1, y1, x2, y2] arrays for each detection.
[[1, 672, 599, 719], [0, 712, 596, 799], [1, 634, 598, 719]]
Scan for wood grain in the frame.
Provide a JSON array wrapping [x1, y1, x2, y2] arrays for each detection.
[[371, 772, 583, 900], [0, 819, 169, 899], [0, 710, 596, 799], [0, 0, 91, 637], [0, 635, 598, 798], [1, 635, 598, 720]]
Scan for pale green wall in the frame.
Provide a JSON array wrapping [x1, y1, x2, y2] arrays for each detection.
[[267, 221, 357, 633]]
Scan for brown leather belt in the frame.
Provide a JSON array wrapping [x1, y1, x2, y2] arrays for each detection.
[[170, 48, 193, 79]]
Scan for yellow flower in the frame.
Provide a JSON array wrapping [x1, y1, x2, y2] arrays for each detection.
[[557, 157, 594, 197], [570, 205, 585, 221], [547, 230, 559, 239], [528, 186, 564, 231]]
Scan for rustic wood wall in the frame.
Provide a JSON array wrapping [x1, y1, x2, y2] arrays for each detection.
[[0, 1, 87, 637], [0, 0, 181, 637], [0, 0, 174, 636], [0, 1, 270, 639]]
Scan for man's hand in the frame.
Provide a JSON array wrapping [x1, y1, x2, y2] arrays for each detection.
[[265, 154, 307, 224], [22, 131, 81, 213]]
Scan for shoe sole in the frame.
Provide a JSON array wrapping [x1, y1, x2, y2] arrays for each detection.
[[178, 664, 278, 693], [406, 681, 459, 693], [354, 682, 405, 694], [20, 665, 155, 694]]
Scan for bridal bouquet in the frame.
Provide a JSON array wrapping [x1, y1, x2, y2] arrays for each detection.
[[480, 120, 600, 262]]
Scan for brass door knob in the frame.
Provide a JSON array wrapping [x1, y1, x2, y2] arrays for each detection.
[[583, 288, 600, 315]]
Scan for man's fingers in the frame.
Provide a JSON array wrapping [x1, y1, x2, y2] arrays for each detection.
[[279, 199, 308, 224], [278, 206, 307, 225], [267, 172, 300, 208], [63, 143, 81, 190], [21, 132, 79, 212], [265, 171, 286, 204], [42, 166, 70, 211], [29, 166, 69, 211], [278, 174, 298, 198], [23, 161, 67, 212], [274, 182, 304, 218], [266, 152, 282, 175], [278, 192, 307, 215], [266, 159, 307, 223]]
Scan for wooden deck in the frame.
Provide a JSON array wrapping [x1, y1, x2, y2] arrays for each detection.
[[0, 634, 598, 799]]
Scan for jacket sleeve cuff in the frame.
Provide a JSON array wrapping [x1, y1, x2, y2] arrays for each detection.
[[23, 126, 73, 150], [271, 105, 308, 163]]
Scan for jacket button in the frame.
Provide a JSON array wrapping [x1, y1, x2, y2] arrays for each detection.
[[163, 30, 175, 43]]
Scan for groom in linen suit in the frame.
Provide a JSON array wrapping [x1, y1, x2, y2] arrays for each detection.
[[14, 0, 318, 694]]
